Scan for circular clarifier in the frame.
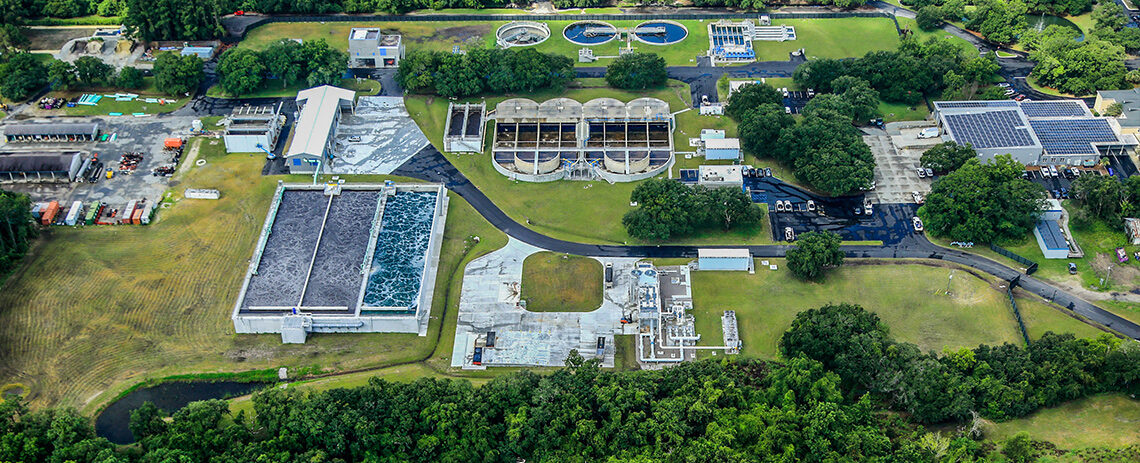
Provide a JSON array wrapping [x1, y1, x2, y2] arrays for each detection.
[[633, 21, 688, 45], [496, 21, 551, 47], [564, 21, 618, 46]]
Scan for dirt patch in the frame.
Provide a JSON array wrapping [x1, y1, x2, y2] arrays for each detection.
[[406, 24, 492, 47], [26, 28, 97, 51], [1090, 253, 1140, 290]]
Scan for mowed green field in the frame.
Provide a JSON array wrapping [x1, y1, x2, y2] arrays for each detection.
[[983, 393, 1140, 449], [521, 252, 603, 312], [687, 261, 1103, 358], [0, 149, 508, 414], [238, 17, 900, 66]]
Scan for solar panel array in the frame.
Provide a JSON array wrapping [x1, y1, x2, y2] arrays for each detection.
[[1028, 119, 1118, 155], [1019, 101, 1089, 118], [935, 100, 1018, 110], [943, 110, 1035, 149]]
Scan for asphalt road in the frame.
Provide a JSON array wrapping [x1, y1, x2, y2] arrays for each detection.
[[392, 147, 1140, 341]]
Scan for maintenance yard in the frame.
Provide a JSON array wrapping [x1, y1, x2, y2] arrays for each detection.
[[0, 116, 199, 207], [451, 239, 636, 369], [233, 182, 448, 342], [329, 97, 430, 174], [748, 176, 920, 244]]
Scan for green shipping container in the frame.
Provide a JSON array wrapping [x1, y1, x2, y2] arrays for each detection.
[[84, 201, 100, 225]]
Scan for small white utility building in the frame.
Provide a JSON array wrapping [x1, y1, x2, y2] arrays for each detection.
[[697, 164, 744, 189], [286, 85, 355, 174], [697, 248, 752, 271]]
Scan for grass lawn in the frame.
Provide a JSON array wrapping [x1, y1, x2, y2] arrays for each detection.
[[896, 17, 975, 53], [206, 77, 381, 99], [753, 18, 900, 61], [0, 147, 511, 415], [47, 78, 189, 116], [983, 393, 1140, 449], [521, 252, 603, 312], [240, 21, 495, 52], [1015, 294, 1107, 340], [686, 260, 1080, 359], [1027, 74, 1084, 97], [878, 98, 931, 122]]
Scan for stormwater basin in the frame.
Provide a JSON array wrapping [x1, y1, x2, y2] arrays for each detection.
[[95, 381, 268, 444]]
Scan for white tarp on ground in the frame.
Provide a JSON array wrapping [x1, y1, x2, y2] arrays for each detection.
[[330, 96, 430, 174]]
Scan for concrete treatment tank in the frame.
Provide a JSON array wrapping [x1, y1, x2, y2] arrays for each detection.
[[496, 22, 551, 48], [633, 21, 688, 45], [514, 151, 561, 174], [564, 21, 618, 45]]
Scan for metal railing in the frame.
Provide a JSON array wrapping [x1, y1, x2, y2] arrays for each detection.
[[990, 243, 1038, 275]]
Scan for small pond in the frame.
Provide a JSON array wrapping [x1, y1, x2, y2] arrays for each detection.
[[1023, 14, 1084, 40], [95, 381, 268, 444]]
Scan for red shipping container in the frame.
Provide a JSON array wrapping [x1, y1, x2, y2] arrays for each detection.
[[40, 201, 60, 226], [131, 207, 143, 225]]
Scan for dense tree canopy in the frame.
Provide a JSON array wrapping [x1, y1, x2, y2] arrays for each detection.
[[965, 0, 1029, 44], [737, 103, 794, 158], [605, 52, 667, 90], [153, 52, 204, 96], [1029, 31, 1129, 96], [123, 0, 223, 41], [0, 190, 36, 279], [74, 56, 113, 87], [115, 66, 144, 89], [775, 107, 876, 195], [781, 304, 1140, 424], [920, 142, 977, 174], [622, 179, 761, 241], [919, 155, 1045, 243], [398, 47, 574, 97], [725, 82, 783, 121], [217, 48, 266, 95], [1070, 174, 1140, 222], [0, 52, 47, 101], [785, 231, 844, 280]]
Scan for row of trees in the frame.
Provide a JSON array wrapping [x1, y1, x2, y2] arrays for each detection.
[[794, 37, 1000, 105], [0, 52, 47, 101], [605, 52, 667, 90], [622, 178, 762, 240], [920, 155, 1044, 243], [903, 0, 1091, 18], [729, 81, 877, 195], [397, 47, 574, 97], [0, 190, 36, 279], [217, 39, 347, 95], [1070, 173, 1140, 224], [781, 303, 1140, 424]]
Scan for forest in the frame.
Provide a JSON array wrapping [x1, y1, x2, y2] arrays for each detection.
[[0, 190, 35, 279], [1, 305, 1138, 462], [396, 47, 574, 97]]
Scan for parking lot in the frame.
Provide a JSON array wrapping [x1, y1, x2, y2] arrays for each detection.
[[746, 176, 922, 245], [1, 115, 199, 206], [863, 126, 939, 203]]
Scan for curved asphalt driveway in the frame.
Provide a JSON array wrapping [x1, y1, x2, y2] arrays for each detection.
[[393, 147, 1140, 340]]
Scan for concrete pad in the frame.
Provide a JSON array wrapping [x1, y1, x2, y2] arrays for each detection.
[[864, 134, 931, 204], [451, 239, 639, 368], [330, 97, 429, 174]]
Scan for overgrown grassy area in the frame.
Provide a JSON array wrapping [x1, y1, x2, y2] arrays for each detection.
[[983, 393, 1140, 449], [0, 147, 511, 415], [521, 252, 603, 312], [753, 18, 900, 61], [687, 260, 1101, 358], [206, 78, 381, 99]]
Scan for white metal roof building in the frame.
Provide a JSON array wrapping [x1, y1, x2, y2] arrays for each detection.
[[697, 164, 743, 188], [286, 86, 356, 174]]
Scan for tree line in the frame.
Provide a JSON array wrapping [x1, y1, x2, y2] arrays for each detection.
[[217, 39, 347, 96], [0, 190, 36, 279], [397, 47, 574, 97], [781, 303, 1140, 424], [622, 178, 762, 241], [1069, 173, 1140, 225]]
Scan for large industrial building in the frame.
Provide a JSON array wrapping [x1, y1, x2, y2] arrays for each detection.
[[491, 97, 674, 182], [933, 100, 1137, 166], [0, 151, 84, 183], [443, 102, 486, 153], [222, 103, 285, 154], [3, 123, 99, 143], [348, 28, 404, 68], [232, 182, 448, 343], [286, 85, 356, 174]]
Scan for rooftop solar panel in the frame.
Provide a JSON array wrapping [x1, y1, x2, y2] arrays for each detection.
[[1028, 119, 1118, 156], [1019, 101, 1089, 118], [935, 101, 1018, 110], [943, 110, 1035, 149]]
